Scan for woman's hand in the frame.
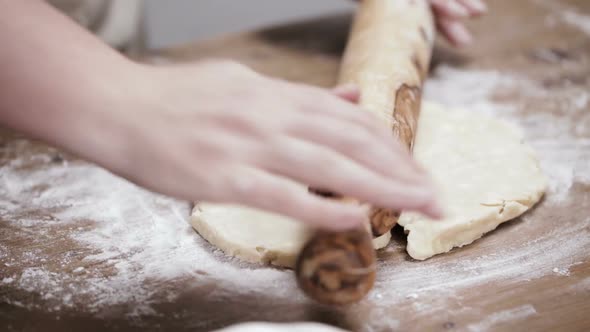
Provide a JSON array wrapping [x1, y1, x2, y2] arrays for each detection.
[[430, 0, 487, 46], [98, 61, 442, 230], [353, 0, 487, 46], [1, 1, 441, 231]]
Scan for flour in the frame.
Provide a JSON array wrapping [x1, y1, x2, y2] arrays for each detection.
[[466, 305, 538, 332], [552, 267, 570, 276], [561, 10, 590, 36], [0, 66, 588, 329], [0, 159, 299, 316], [533, 0, 590, 36]]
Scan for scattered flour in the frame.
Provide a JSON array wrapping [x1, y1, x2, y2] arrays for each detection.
[[552, 267, 571, 276], [362, 306, 400, 332], [533, 0, 590, 36], [0, 66, 588, 330], [561, 10, 590, 36], [466, 305, 538, 332], [72, 267, 85, 273], [0, 159, 298, 316]]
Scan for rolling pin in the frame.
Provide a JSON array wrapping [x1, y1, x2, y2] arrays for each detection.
[[296, 0, 435, 305]]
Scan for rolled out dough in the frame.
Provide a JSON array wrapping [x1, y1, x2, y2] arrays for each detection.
[[191, 101, 546, 263], [398, 101, 546, 259], [191, 203, 391, 268]]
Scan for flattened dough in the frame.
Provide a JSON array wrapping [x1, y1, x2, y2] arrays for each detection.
[[398, 101, 546, 260], [191, 204, 391, 268], [190, 101, 546, 263]]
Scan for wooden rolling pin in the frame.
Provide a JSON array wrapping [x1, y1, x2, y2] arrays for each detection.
[[296, 0, 435, 305]]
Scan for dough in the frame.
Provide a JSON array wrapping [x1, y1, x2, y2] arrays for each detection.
[[191, 204, 391, 268], [398, 102, 547, 260], [213, 322, 346, 332], [191, 101, 546, 263]]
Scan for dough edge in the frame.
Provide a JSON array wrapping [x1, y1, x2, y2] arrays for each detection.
[[402, 191, 545, 260], [190, 205, 391, 268]]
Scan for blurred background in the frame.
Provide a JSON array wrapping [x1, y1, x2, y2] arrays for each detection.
[[144, 0, 355, 49]]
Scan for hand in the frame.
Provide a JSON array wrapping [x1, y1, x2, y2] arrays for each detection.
[[0, 2, 441, 230], [430, 0, 487, 46], [94, 61, 442, 230], [353, 0, 487, 46]]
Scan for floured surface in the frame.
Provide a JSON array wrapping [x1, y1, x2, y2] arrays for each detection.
[[1, 1, 589, 330], [398, 102, 546, 259], [190, 203, 391, 268]]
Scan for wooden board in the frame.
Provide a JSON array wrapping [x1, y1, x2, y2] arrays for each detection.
[[1, 0, 589, 331]]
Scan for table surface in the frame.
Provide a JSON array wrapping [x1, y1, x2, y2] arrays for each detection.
[[1, 0, 589, 331]]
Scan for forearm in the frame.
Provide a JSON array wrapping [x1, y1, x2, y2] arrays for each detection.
[[0, 0, 141, 163]]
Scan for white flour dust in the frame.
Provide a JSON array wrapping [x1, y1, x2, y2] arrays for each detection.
[[0, 66, 589, 328], [0, 159, 298, 316], [533, 0, 590, 36], [562, 10, 590, 35], [466, 304, 538, 332]]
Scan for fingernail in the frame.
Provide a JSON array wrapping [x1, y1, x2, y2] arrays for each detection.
[[448, 1, 470, 17]]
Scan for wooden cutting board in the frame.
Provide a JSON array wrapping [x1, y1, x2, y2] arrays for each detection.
[[1, 0, 589, 331]]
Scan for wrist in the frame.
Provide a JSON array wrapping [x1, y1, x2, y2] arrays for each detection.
[[55, 60, 153, 174]]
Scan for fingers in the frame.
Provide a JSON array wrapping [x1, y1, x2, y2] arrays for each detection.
[[225, 166, 368, 230], [287, 83, 390, 142], [457, 0, 487, 15], [431, 0, 487, 46], [330, 83, 427, 175], [270, 82, 440, 218], [437, 18, 472, 47], [431, 0, 469, 19], [259, 137, 441, 218], [289, 84, 418, 169], [431, 0, 486, 18], [284, 112, 425, 185]]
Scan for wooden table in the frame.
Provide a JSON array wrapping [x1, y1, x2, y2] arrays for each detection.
[[1, 0, 589, 331]]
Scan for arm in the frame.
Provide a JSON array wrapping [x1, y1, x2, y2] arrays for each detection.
[[0, 1, 441, 229], [0, 0, 138, 166]]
